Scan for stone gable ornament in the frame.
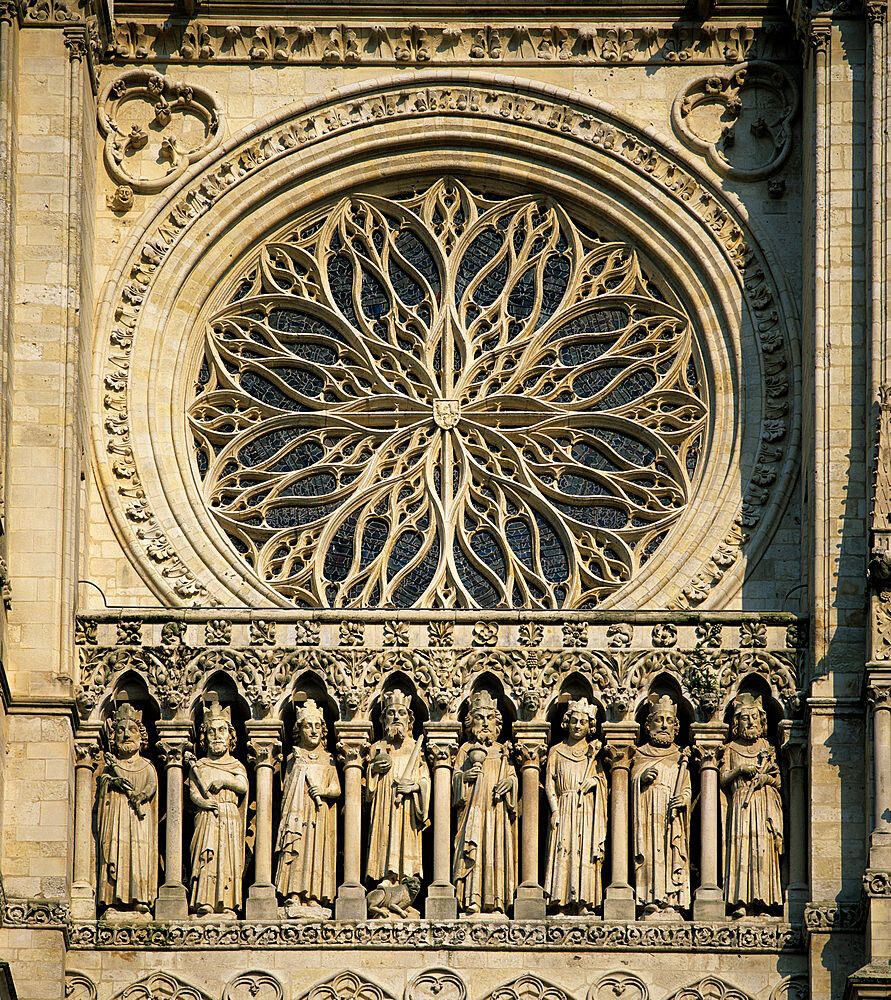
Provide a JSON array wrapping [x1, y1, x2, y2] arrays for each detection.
[[453, 689, 518, 915], [365, 688, 430, 916], [187, 692, 249, 919], [720, 692, 783, 917], [543, 697, 608, 914], [96, 694, 158, 921], [275, 696, 341, 918], [630, 694, 691, 917]]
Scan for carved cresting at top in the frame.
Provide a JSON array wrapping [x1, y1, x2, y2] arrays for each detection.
[[189, 179, 707, 611]]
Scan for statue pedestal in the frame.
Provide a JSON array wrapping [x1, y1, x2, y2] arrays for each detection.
[[513, 882, 546, 919], [70, 881, 95, 920], [425, 881, 458, 920], [692, 885, 725, 921], [154, 882, 188, 920], [334, 882, 367, 920], [602, 883, 635, 920], [245, 882, 278, 919]]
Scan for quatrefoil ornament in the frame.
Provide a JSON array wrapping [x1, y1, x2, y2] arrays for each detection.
[[671, 61, 799, 181], [98, 69, 222, 194]]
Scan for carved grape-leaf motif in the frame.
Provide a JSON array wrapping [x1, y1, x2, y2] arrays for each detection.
[[190, 178, 706, 610]]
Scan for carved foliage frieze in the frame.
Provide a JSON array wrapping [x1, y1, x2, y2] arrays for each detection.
[[106, 20, 796, 67], [671, 62, 799, 181], [97, 77, 798, 612], [99, 70, 222, 193]]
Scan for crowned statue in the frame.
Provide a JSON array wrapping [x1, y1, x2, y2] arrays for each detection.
[[543, 697, 608, 914], [275, 697, 341, 918], [453, 689, 518, 916], [365, 688, 430, 906], [720, 692, 784, 917], [187, 693, 249, 919], [96, 695, 158, 921], [630, 694, 691, 917]]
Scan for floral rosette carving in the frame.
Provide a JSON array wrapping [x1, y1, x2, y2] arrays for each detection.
[[189, 178, 706, 610]]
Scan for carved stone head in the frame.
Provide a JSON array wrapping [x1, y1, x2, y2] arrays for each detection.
[[645, 694, 680, 748], [466, 689, 502, 747], [200, 692, 236, 757], [380, 689, 413, 745], [562, 698, 597, 741], [732, 692, 767, 743], [107, 695, 148, 759], [294, 698, 326, 749]]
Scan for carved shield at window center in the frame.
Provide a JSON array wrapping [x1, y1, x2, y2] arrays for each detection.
[[433, 399, 461, 429]]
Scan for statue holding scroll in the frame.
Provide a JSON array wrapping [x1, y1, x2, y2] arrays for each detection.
[[365, 689, 430, 903], [630, 694, 691, 917], [721, 692, 784, 917], [543, 698, 608, 914], [187, 693, 249, 919], [96, 696, 158, 921], [275, 699, 341, 918], [453, 690, 517, 916]]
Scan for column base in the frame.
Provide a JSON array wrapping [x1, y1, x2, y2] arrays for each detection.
[[784, 883, 808, 924], [154, 883, 189, 920], [513, 882, 547, 919], [425, 881, 458, 920], [602, 883, 635, 921], [70, 881, 95, 920], [692, 885, 726, 921], [245, 883, 279, 919], [335, 882, 367, 920]]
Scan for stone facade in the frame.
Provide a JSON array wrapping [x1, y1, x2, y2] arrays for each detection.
[[0, 0, 886, 997]]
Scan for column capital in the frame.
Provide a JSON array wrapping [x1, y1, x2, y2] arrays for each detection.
[[512, 720, 550, 769], [334, 720, 372, 767], [156, 721, 193, 767], [63, 27, 87, 61], [869, 685, 891, 710], [424, 720, 462, 767], [74, 725, 102, 768], [246, 721, 282, 769], [866, 1, 887, 26], [691, 722, 728, 769], [779, 719, 808, 768], [601, 721, 639, 753]]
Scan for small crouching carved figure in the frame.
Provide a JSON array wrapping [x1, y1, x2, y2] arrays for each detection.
[[96, 694, 158, 922], [366, 874, 423, 918]]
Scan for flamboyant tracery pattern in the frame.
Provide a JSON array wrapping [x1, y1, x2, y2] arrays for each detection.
[[189, 179, 707, 610]]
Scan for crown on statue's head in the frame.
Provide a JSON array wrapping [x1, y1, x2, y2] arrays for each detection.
[[734, 692, 764, 713], [111, 692, 142, 726], [380, 689, 412, 713], [647, 694, 677, 718], [469, 689, 499, 713], [565, 697, 597, 720], [294, 697, 324, 725], [203, 691, 231, 723]]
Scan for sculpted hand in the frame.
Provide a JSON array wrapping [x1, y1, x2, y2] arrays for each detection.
[[206, 779, 222, 794], [668, 795, 685, 812], [308, 784, 322, 806], [737, 766, 755, 781], [371, 757, 391, 775], [493, 778, 513, 800], [395, 780, 418, 795], [580, 777, 598, 794], [640, 766, 658, 786], [464, 765, 482, 783]]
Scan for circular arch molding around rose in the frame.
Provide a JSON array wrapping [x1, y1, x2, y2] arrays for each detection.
[[92, 71, 800, 613]]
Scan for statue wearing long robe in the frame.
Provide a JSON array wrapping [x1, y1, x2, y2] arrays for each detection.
[[189, 755, 248, 915], [543, 741, 608, 911], [96, 754, 158, 910], [275, 746, 340, 908], [721, 738, 784, 910], [452, 741, 517, 915], [365, 738, 430, 881], [631, 744, 691, 911]]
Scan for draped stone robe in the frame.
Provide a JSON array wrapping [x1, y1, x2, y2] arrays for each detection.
[[543, 741, 608, 909], [189, 756, 249, 913], [365, 738, 430, 881], [96, 754, 158, 909], [275, 747, 341, 907], [630, 744, 691, 909], [452, 742, 517, 914], [721, 738, 784, 908]]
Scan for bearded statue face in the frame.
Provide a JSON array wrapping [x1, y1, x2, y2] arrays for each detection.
[[646, 708, 679, 748], [382, 705, 410, 744], [203, 718, 235, 758], [469, 706, 501, 746], [111, 718, 143, 759], [734, 706, 764, 743]]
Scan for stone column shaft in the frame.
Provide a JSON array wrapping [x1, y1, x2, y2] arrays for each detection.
[[245, 720, 282, 919], [691, 723, 728, 921], [513, 721, 549, 919], [424, 721, 461, 920], [602, 721, 638, 920], [154, 723, 192, 920], [70, 731, 100, 919], [780, 720, 808, 923], [334, 721, 372, 919]]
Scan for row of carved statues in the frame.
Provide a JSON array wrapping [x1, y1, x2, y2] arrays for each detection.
[[93, 688, 783, 922]]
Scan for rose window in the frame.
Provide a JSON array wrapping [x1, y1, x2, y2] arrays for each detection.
[[189, 179, 707, 610]]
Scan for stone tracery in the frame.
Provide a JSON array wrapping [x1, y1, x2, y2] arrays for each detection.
[[189, 179, 705, 610]]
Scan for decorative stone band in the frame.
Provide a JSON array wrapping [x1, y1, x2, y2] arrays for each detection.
[[802, 900, 866, 935], [863, 869, 891, 897], [2, 896, 71, 927], [95, 71, 799, 613], [65, 918, 803, 952]]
